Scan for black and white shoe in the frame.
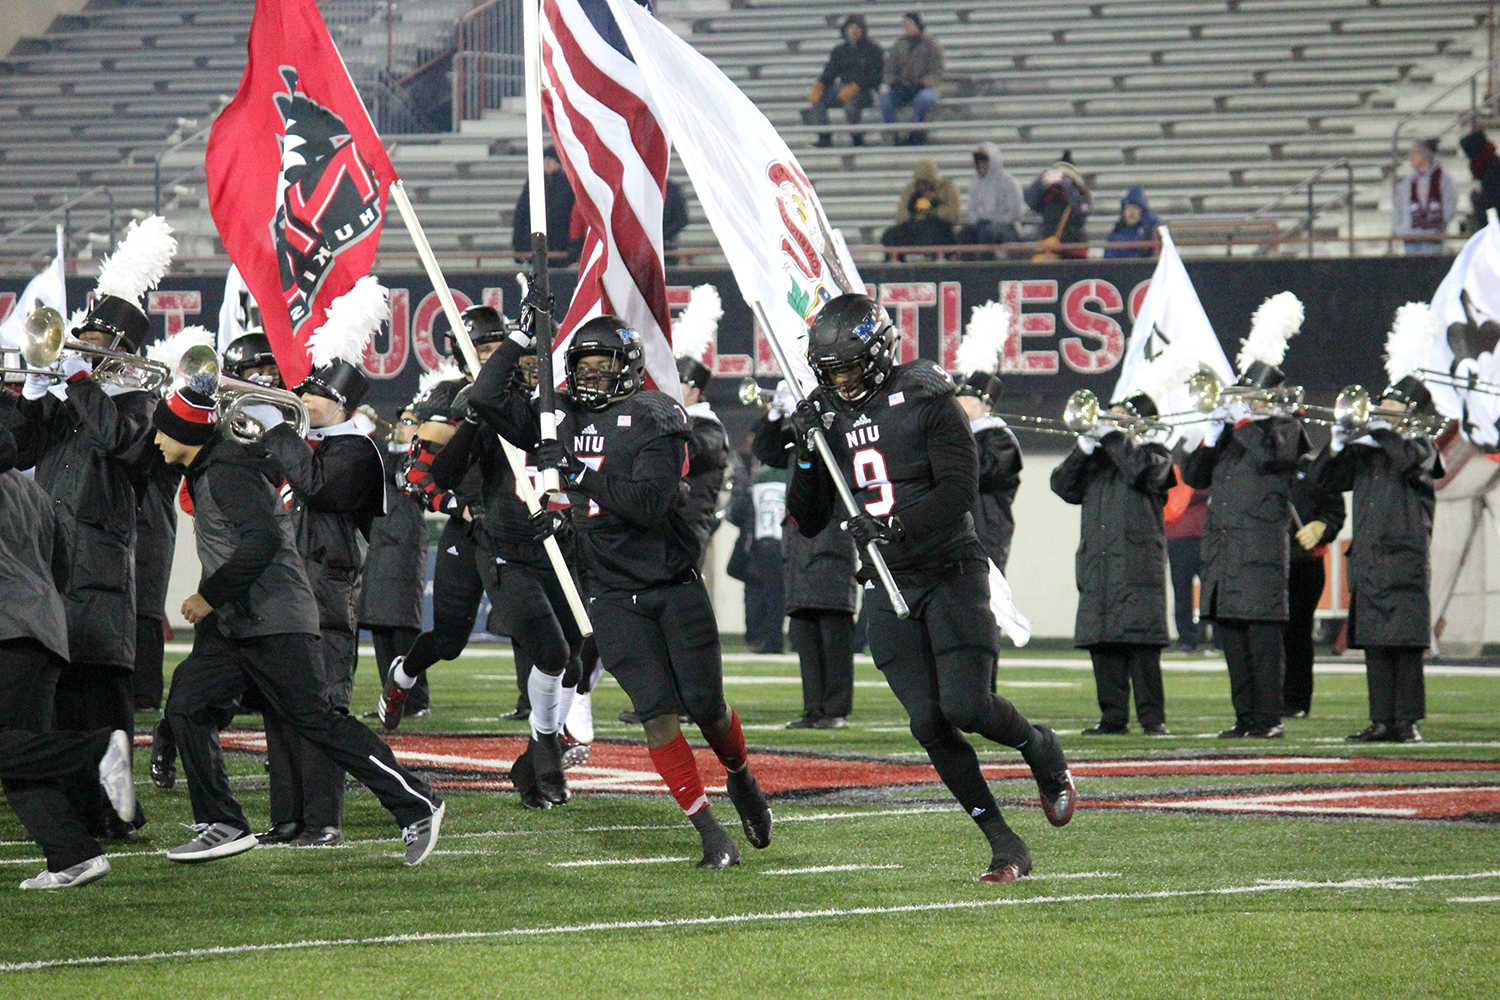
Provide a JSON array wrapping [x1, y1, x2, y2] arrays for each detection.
[[402, 802, 445, 866], [166, 823, 258, 864], [377, 657, 410, 732], [149, 718, 176, 790], [20, 855, 110, 890], [98, 730, 136, 825], [725, 767, 773, 849]]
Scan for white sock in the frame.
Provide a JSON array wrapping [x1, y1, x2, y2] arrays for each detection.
[[528, 667, 563, 737], [392, 660, 417, 690], [588, 658, 605, 690], [557, 682, 577, 738], [567, 689, 594, 744]]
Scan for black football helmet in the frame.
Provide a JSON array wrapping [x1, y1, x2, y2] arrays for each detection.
[[565, 315, 645, 410], [222, 332, 280, 385], [806, 293, 897, 407], [451, 305, 511, 374]]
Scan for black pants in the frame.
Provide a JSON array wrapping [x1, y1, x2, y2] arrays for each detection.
[[789, 611, 854, 719], [265, 625, 356, 830], [166, 624, 438, 833], [593, 577, 727, 725], [1283, 558, 1325, 714], [743, 541, 784, 653], [0, 639, 109, 871], [404, 519, 490, 675], [1167, 537, 1202, 648], [53, 662, 134, 835], [1089, 643, 1165, 728], [1216, 619, 1285, 729], [866, 568, 1034, 825], [490, 558, 584, 677], [1363, 645, 1425, 723], [808, 87, 871, 144], [132, 615, 166, 711], [370, 625, 425, 711]]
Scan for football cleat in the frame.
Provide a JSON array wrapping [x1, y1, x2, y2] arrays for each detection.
[[378, 671, 408, 732], [508, 747, 552, 809], [558, 728, 592, 769], [725, 767, 773, 849], [530, 733, 570, 805], [97, 730, 136, 826], [149, 718, 176, 790], [978, 823, 1033, 884], [1022, 726, 1075, 828]]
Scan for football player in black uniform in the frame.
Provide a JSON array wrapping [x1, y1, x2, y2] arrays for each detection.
[[469, 315, 773, 869], [784, 294, 1074, 884], [221, 331, 285, 389], [676, 352, 730, 564]]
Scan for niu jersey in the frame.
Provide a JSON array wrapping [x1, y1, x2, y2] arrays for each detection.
[[427, 418, 549, 563], [788, 360, 984, 579]]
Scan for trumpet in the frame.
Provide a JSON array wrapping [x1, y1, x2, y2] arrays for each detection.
[[988, 412, 1075, 436], [737, 376, 766, 408], [174, 344, 309, 443], [15, 306, 171, 393], [1062, 388, 1167, 436], [1185, 368, 1303, 418], [1301, 384, 1447, 436]]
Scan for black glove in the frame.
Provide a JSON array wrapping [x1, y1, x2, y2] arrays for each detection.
[[843, 512, 903, 548], [536, 438, 585, 483], [791, 398, 834, 452], [529, 507, 565, 542], [450, 384, 478, 425]]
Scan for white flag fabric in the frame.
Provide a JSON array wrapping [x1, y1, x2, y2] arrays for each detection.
[[0, 227, 66, 352], [989, 560, 1031, 647], [1110, 226, 1233, 447], [1426, 211, 1500, 444], [217, 263, 257, 352], [603, 0, 863, 391]]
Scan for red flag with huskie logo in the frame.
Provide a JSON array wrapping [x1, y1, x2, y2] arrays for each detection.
[[206, 0, 396, 387]]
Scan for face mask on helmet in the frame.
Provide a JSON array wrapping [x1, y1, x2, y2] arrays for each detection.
[[807, 294, 896, 408], [515, 350, 540, 391], [565, 317, 644, 410]]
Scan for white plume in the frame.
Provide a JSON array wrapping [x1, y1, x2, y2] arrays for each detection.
[[67, 307, 89, 333], [1135, 337, 1205, 408], [957, 300, 1010, 376], [1384, 302, 1441, 385], [1236, 290, 1303, 373], [145, 324, 216, 373], [308, 276, 388, 368], [671, 284, 722, 364], [419, 360, 462, 393], [95, 215, 176, 304]]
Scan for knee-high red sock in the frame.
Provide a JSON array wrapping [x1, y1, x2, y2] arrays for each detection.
[[704, 708, 748, 772], [648, 734, 708, 815]]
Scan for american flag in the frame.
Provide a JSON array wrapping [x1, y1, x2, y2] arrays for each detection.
[[540, 0, 676, 398]]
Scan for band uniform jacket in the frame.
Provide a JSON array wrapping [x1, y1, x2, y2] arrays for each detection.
[[357, 445, 428, 631], [12, 381, 157, 669], [133, 448, 182, 621], [682, 401, 729, 563], [1050, 431, 1173, 648], [971, 414, 1022, 571], [1312, 430, 1441, 649], [0, 467, 71, 661], [1180, 416, 1309, 622]]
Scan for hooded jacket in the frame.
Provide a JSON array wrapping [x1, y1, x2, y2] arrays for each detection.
[[895, 159, 962, 226], [1104, 186, 1160, 258], [1025, 162, 1091, 245], [818, 26, 883, 94], [966, 143, 1025, 227]]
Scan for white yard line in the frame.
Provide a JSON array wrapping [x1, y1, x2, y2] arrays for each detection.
[[1447, 895, 1500, 903], [547, 856, 690, 868], [4, 871, 1497, 972], [759, 864, 903, 875]]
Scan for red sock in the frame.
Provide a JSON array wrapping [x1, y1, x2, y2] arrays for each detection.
[[648, 734, 708, 815], [704, 708, 748, 772]]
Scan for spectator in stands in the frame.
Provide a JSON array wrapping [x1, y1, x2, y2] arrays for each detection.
[[1392, 138, 1456, 256], [879, 12, 943, 146], [1025, 153, 1091, 260], [806, 14, 882, 148], [955, 142, 1024, 255], [511, 147, 575, 259], [881, 159, 960, 258], [1104, 186, 1161, 259], [663, 179, 689, 263], [1459, 128, 1500, 233]]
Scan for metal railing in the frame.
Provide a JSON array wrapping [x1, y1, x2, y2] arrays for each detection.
[[453, 0, 525, 127], [1246, 158, 1357, 257], [0, 185, 116, 260], [1390, 53, 1500, 167]]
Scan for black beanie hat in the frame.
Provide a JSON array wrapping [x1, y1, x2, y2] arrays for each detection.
[[153, 371, 219, 446]]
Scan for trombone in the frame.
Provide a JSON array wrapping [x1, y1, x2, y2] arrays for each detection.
[[1415, 367, 1500, 397], [995, 389, 1167, 437], [9, 306, 172, 393], [1301, 384, 1447, 436], [1182, 368, 1303, 418], [174, 344, 309, 443]]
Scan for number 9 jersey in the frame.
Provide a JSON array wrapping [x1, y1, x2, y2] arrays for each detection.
[[787, 359, 986, 580]]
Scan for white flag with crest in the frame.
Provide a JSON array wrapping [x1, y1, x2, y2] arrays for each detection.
[[0, 226, 67, 353], [1425, 210, 1500, 445]]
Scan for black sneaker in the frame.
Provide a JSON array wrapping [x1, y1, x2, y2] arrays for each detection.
[[1082, 722, 1128, 736], [1247, 724, 1285, 739], [812, 716, 849, 730], [725, 767, 773, 849], [530, 733, 570, 806], [150, 718, 176, 790], [258, 822, 302, 845], [1218, 724, 1251, 739], [502, 703, 530, 722], [1021, 726, 1075, 828], [1394, 722, 1423, 744], [1141, 722, 1171, 737], [1346, 722, 1397, 743], [784, 715, 818, 730]]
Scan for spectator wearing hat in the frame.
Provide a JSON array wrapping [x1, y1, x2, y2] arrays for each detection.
[[1025, 154, 1092, 260], [881, 159, 961, 257], [880, 12, 943, 146], [1459, 129, 1500, 232], [1104, 186, 1161, 259], [806, 15, 883, 147], [1393, 138, 1457, 255]]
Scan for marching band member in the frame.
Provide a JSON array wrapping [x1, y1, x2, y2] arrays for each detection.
[[672, 286, 731, 566], [954, 302, 1022, 574], [221, 329, 285, 389], [1283, 454, 1345, 718]]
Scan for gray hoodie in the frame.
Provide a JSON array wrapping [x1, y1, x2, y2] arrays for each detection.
[[966, 142, 1025, 226]]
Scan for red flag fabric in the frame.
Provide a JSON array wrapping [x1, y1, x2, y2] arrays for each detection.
[[206, 0, 396, 387]]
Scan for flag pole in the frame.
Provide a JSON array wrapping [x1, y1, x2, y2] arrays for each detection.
[[388, 180, 592, 636], [523, 0, 561, 496], [751, 300, 909, 619]]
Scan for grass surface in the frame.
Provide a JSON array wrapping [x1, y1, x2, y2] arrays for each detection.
[[1, 645, 1497, 999]]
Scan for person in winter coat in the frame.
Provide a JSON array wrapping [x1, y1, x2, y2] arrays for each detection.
[[512, 147, 575, 257], [1313, 377, 1441, 744], [1103, 186, 1161, 259], [1392, 138, 1457, 255], [1025, 155, 1091, 260], [131, 449, 181, 711], [881, 159, 961, 256], [955, 373, 1021, 573], [956, 143, 1025, 253], [879, 11, 943, 145], [677, 354, 729, 565], [1180, 362, 1310, 739], [1282, 455, 1345, 718], [1459, 128, 1500, 232], [1051, 395, 1174, 736], [807, 14, 883, 147]]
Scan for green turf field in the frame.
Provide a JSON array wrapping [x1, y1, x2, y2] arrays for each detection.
[[2, 644, 1497, 999]]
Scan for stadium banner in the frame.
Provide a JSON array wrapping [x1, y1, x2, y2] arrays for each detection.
[[0, 255, 1454, 413]]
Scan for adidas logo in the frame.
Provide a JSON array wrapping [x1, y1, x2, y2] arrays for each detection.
[[445, 545, 458, 555], [581, 423, 598, 435], [852, 414, 872, 427]]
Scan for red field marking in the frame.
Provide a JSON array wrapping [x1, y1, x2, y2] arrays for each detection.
[[1097, 785, 1500, 821]]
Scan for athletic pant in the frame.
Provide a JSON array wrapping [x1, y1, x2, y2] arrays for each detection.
[[1167, 537, 1202, 648], [1363, 645, 1425, 723], [490, 558, 584, 680], [370, 626, 425, 711], [1283, 558, 1325, 714], [789, 611, 854, 720], [403, 518, 487, 676], [132, 615, 166, 711], [1088, 643, 1165, 728], [592, 577, 727, 725], [1216, 619, 1285, 729], [166, 623, 438, 834], [0, 639, 109, 872], [265, 626, 356, 831], [866, 567, 1035, 827], [53, 662, 134, 835]]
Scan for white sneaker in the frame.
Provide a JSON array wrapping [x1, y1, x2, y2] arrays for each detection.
[[20, 855, 110, 889], [566, 689, 594, 745], [166, 823, 258, 864], [98, 730, 136, 824], [402, 801, 444, 866]]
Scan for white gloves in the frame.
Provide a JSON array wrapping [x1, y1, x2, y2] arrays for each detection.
[[1329, 421, 1348, 453], [767, 381, 796, 423], [509, 329, 534, 350], [241, 403, 285, 431], [1076, 433, 1098, 455], [1202, 420, 1226, 448], [22, 370, 54, 400], [1226, 400, 1251, 424]]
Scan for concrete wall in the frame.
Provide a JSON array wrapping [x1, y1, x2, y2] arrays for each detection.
[[0, 1, 89, 64]]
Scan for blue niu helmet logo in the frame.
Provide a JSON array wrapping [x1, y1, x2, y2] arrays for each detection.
[[616, 327, 640, 343], [852, 314, 880, 342]]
